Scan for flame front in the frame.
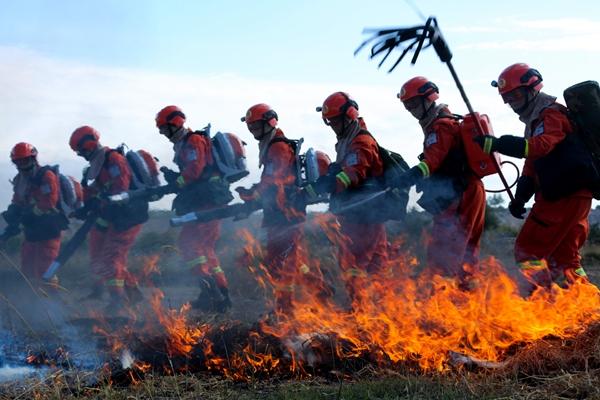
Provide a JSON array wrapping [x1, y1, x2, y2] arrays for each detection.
[[92, 217, 600, 381]]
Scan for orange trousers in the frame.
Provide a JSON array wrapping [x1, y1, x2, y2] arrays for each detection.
[[178, 219, 227, 289], [21, 237, 61, 281], [338, 218, 388, 303], [89, 224, 141, 293], [264, 224, 329, 312], [426, 178, 486, 281], [515, 193, 591, 287], [265, 225, 301, 312]]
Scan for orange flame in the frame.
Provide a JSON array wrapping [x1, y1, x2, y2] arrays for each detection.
[[92, 218, 600, 381], [239, 215, 600, 372]]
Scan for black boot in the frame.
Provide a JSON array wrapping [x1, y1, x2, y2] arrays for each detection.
[[105, 288, 128, 314], [125, 284, 144, 305], [191, 278, 218, 311], [82, 285, 104, 301], [215, 287, 232, 313]]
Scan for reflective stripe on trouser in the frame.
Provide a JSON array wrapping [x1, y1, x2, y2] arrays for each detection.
[[299, 264, 310, 275], [89, 224, 141, 286], [518, 259, 548, 271], [21, 237, 61, 281], [517, 259, 552, 288], [561, 266, 589, 285], [105, 279, 125, 287], [186, 255, 208, 269], [342, 268, 368, 280]]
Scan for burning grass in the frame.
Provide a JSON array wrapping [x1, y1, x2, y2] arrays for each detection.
[[2, 216, 600, 398], [86, 241, 600, 388]]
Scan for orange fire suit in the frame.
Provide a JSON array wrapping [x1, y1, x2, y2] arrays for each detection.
[[416, 115, 486, 282], [85, 149, 141, 296], [174, 131, 228, 290], [246, 129, 328, 312], [515, 106, 592, 287], [331, 130, 388, 303], [11, 167, 62, 281]]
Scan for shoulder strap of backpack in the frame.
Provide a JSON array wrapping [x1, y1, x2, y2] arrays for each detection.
[[32, 165, 57, 185], [356, 129, 381, 146], [357, 128, 385, 153], [435, 110, 463, 121], [267, 136, 299, 154], [548, 102, 569, 115]]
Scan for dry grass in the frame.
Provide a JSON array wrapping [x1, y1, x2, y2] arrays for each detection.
[[2, 210, 600, 399]]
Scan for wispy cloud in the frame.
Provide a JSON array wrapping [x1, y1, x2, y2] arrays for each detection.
[[458, 35, 600, 51], [0, 46, 449, 209], [454, 17, 600, 51]]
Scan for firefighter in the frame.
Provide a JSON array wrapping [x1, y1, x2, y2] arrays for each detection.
[[155, 105, 232, 312], [69, 126, 145, 308], [1, 143, 68, 287], [306, 92, 388, 306], [476, 63, 592, 289], [236, 103, 332, 314], [393, 77, 486, 287]]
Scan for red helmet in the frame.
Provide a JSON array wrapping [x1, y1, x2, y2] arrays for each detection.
[[155, 105, 186, 128], [241, 103, 278, 127], [317, 92, 359, 121], [398, 76, 439, 102], [492, 63, 543, 95], [10, 142, 38, 161], [69, 126, 100, 153]]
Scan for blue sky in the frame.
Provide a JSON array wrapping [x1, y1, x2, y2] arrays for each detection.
[[1, 0, 600, 209], [3, 0, 597, 82]]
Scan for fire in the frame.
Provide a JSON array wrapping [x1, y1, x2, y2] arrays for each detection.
[[139, 254, 161, 284], [147, 289, 210, 357], [240, 215, 600, 372], [89, 217, 600, 383]]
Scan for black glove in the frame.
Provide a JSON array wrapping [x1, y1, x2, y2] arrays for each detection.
[[509, 200, 526, 219], [314, 173, 338, 195], [0, 224, 21, 241], [160, 167, 180, 185], [235, 186, 258, 202], [514, 175, 536, 204], [327, 162, 342, 175], [19, 208, 37, 226], [474, 135, 527, 158], [509, 175, 536, 219], [393, 166, 424, 190], [74, 197, 101, 220], [2, 204, 23, 226], [303, 163, 344, 198], [73, 206, 89, 221]]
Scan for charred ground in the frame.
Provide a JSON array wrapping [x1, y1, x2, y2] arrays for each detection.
[[1, 203, 600, 399]]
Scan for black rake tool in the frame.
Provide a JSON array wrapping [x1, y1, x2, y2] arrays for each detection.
[[355, 17, 515, 201]]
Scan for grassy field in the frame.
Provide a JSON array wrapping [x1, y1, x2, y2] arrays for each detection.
[[1, 206, 600, 399]]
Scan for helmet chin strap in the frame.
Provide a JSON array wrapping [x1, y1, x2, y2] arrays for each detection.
[[418, 98, 435, 121], [168, 126, 187, 143], [336, 118, 360, 140], [17, 158, 38, 175], [256, 122, 275, 140], [515, 89, 538, 115], [83, 144, 102, 161]]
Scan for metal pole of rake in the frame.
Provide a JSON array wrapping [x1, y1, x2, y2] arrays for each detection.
[[356, 16, 515, 201]]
